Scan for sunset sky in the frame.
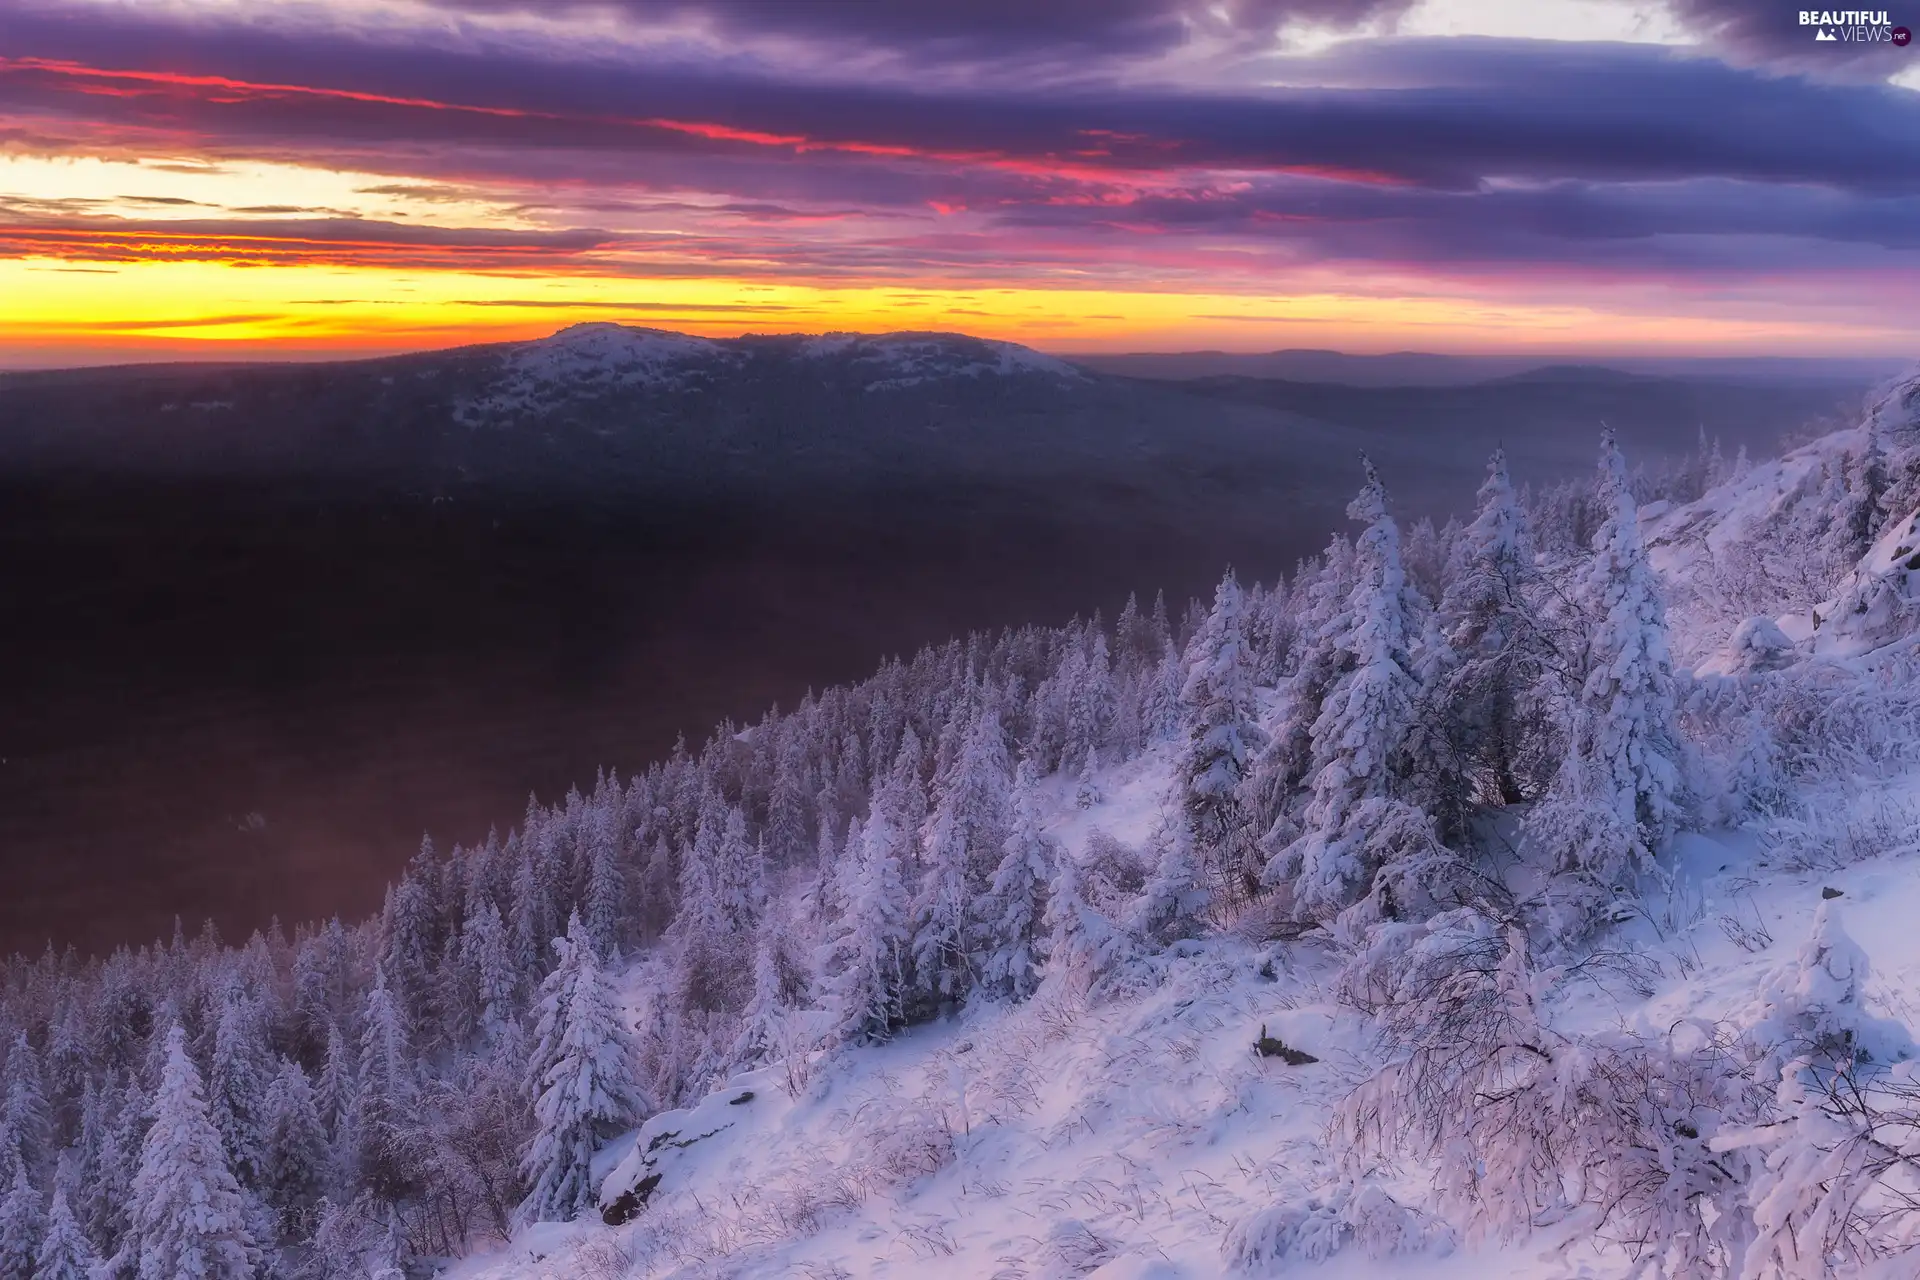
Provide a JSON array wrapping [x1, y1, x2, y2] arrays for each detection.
[[3, 0, 1919, 366]]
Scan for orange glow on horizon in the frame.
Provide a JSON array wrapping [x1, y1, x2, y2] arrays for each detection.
[[5, 254, 1916, 371]]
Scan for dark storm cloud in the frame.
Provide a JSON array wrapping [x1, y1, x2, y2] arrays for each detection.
[[3, 1, 1920, 288], [414, 0, 1418, 55], [4, 10, 1917, 197], [998, 176, 1920, 255]]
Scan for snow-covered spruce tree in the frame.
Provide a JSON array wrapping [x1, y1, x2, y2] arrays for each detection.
[[974, 758, 1058, 1002], [84, 1073, 142, 1260], [260, 1058, 330, 1240], [1129, 818, 1212, 948], [349, 971, 415, 1206], [1029, 636, 1081, 774], [1745, 900, 1912, 1079], [112, 1026, 257, 1280], [1110, 593, 1151, 755], [1247, 534, 1354, 842], [729, 926, 792, 1070], [1525, 430, 1683, 937], [45, 1004, 88, 1119], [314, 1022, 354, 1148], [34, 1183, 97, 1280], [1823, 437, 1891, 575], [581, 810, 625, 964], [818, 784, 914, 1043], [1064, 629, 1115, 770], [1074, 746, 1102, 809], [380, 838, 444, 1047], [461, 898, 520, 1047], [208, 986, 271, 1192], [1, 1032, 50, 1183], [1264, 456, 1430, 925], [519, 914, 646, 1225], [1170, 569, 1267, 915], [1042, 848, 1133, 997], [673, 795, 761, 1016], [909, 705, 1013, 1015], [0, 1158, 44, 1278], [1427, 448, 1559, 827], [765, 734, 814, 870]]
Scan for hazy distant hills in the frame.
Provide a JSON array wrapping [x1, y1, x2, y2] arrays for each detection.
[[1071, 347, 1909, 388], [0, 323, 1880, 522]]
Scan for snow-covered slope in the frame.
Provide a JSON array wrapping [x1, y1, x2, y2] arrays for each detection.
[[451, 324, 1087, 426], [433, 367, 1920, 1280], [1648, 367, 1920, 669], [798, 331, 1088, 392], [453, 325, 741, 422], [450, 744, 1920, 1280]]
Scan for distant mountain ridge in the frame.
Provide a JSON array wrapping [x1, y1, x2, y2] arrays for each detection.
[[0, 324, 1873, 509], [451, 324, 1085, 427], [1070, 347, 1909, 388]]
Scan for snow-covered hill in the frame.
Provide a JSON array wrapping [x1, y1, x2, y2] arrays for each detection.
[[454, 763, 1920, 1280], [1647, 369, 1920, 669], [451, 325, 1087, 427]]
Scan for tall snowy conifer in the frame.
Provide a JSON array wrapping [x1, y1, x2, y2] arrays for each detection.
[[581, 810, 625, 963], [765, 737, 813, 869], [1526, 430, 1682, 934], [974, 760, 1057, 1001], [1, 1032, 50, 1183], [1043, 852, 1131, 994], [1253, 534, 1357, 826], [462, 899, 519, 1045], [675, 799, 759, 1014], [34, 1184, 96, 1280], [208, 987, 270, 1190], [1429, 448, 1550, 820], [86, 1074, 142, 1256], [1172, 570, 1267, 911], [380, 839, 442, 1044], [0, 1159, 43, 1278], [261, 1059, 329, 1238], [1266, 456, 1426, 922], [729, 925, 791, 1068], [349, 972, 413, 1202], [1065, 632, 1115, 768], [117, 1026, 256, 1280], [819, 798, 912, 1043], [910, 707, 1013, 1010], [520, 915, 646, 1224], [314, 1023, 353, 1147]]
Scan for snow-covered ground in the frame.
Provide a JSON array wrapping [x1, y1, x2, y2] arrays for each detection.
[[447, 734, 1920, 1280]]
